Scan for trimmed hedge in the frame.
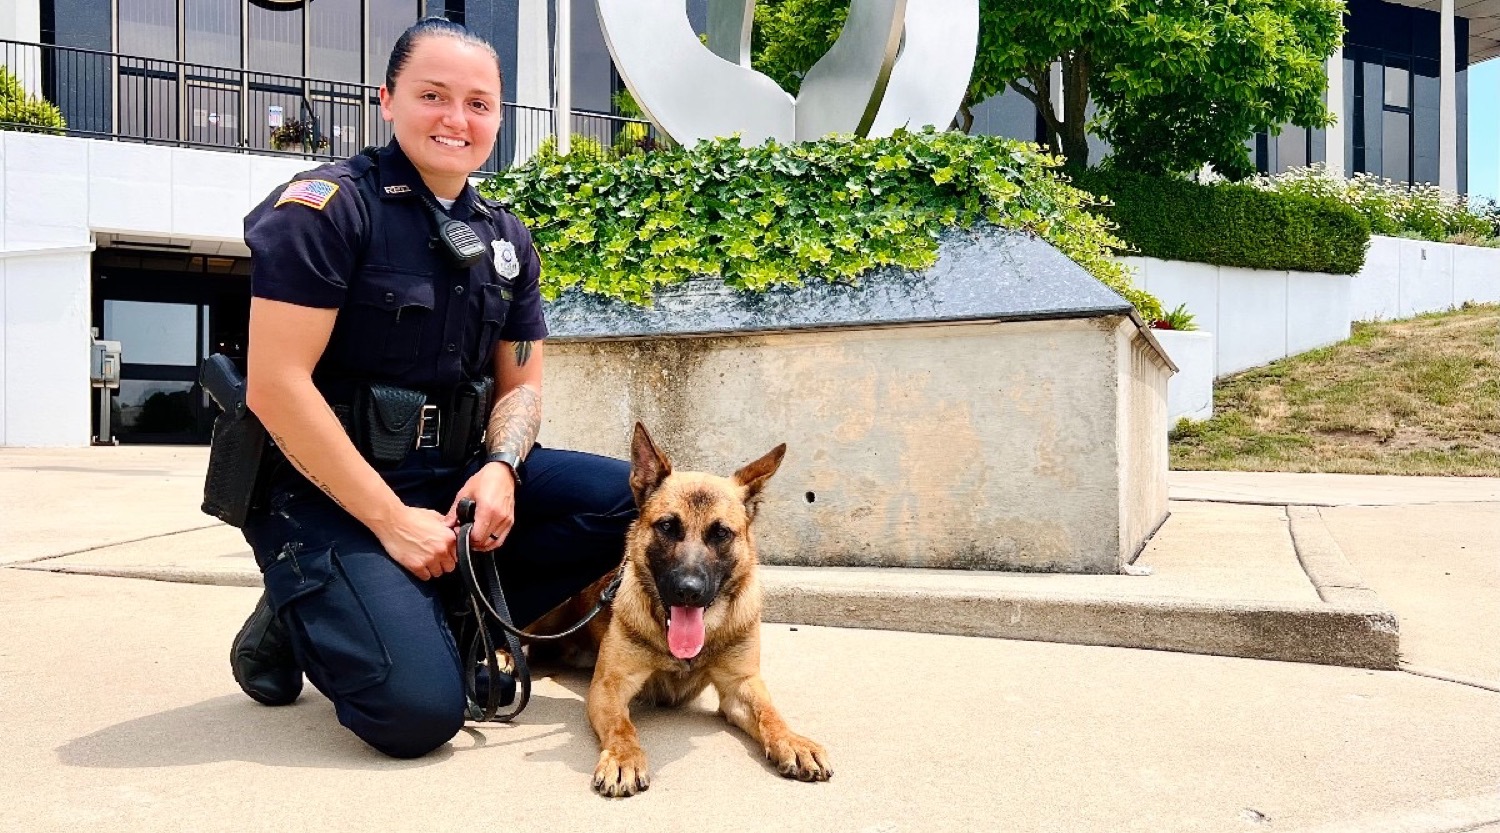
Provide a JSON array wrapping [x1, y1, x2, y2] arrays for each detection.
[[1071, 169, 1371, 275]]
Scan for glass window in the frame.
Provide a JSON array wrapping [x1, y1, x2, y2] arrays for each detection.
[[1382, 110, 1410, 183], [571, 0, 614, 112], [249, 2, 303, 74], [104, 300, 200, 366], [369, 0, 420, 85], [118, 70, 179, 141], [1384, 65, 1409, 108], [1413, 73, 1440, 185], [1362, 61, 1383, 174], [118, 0, 177, 60], [185, 0, 241, 67], [51, 0, 113, 51], [311, 0, 363, 81], [1277, 125, 1308, 171], [116, 380, 196, 434], [1344, 57, 1356, 171], [188, 84, 241, 146]]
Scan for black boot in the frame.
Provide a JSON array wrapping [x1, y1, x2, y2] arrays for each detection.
[[231, 591, 303, 706]]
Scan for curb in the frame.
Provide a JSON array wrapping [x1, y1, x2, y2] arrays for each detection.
[[11, 563, 262, 588], [10, 512, 1404, 671], [760, 573, 1401, 670], [1287, 505, 1386, 609]]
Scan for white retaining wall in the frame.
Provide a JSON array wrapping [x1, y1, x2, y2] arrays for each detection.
[[0, 132, 312, 446], [1121, 256, 1354, 379], [1352, 236, 1500, 321], [1127, 234, 1500, 424]]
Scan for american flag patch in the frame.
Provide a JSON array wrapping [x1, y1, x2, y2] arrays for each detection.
[[275, 179, 340, 211]]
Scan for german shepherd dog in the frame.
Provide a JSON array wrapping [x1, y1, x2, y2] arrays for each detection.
[[542, 423, 832, 797]]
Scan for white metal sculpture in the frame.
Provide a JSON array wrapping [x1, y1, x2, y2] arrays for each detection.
[[594, 0, 978, 146]]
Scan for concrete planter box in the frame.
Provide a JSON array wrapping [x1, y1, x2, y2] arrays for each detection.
[[1353, 235, 1500, 321], [1154, 329, 1214, 423], [541, 230, 1174, 574]]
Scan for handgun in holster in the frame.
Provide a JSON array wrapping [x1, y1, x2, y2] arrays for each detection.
[[200, 353, 271, 528]]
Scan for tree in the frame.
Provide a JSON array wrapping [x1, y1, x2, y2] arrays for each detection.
[[751, 0, 848, 94], [981, 0, 1343, 178], [750, 0, 1343, 178]]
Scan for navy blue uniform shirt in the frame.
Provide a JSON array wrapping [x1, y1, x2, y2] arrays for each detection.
[[244, 140, 547, 397]]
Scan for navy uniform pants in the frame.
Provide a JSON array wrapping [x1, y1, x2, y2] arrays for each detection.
[[242, 445, 635, 759]]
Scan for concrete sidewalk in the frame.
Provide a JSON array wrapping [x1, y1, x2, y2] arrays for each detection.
[[8, 448, 1497, 671], [1, 448, 1498, 832]]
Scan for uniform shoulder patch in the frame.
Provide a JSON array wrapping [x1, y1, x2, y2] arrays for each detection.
[[276, 179, 340, 211]]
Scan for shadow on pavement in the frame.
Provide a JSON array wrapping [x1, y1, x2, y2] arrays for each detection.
[[55, 662, 782, 779], [55, 694, 459, 769], [518, 666, 777, 782]]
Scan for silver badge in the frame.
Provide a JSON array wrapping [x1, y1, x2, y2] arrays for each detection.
[[492, 239, 520, 280]]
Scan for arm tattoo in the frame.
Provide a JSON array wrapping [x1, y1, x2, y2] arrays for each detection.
[[485, 384, 542, 462], [513, 340, 535, 367], [267, 426, 349, 512]]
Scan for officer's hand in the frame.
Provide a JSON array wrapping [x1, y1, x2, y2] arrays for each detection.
[[446, 462, 518, 552], [374, 506, 459, 581]]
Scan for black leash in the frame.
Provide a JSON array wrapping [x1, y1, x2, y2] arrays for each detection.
[[454, 498, 623, 723]]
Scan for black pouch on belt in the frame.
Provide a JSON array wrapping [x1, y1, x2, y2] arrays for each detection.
[[357, 383, 427, 467], [442, 376, 494, 466], [200, 353, 269, 528]]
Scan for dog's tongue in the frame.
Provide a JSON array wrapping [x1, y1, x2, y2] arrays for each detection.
[[668, 606, 706, 659]]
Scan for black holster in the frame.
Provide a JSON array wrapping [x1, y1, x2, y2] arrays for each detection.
[[200, 353, 270, 528], [444, 376, 494, 466]]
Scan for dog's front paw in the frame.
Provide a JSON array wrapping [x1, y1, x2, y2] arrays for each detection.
[[592, 746, 651, 797], [766, 733, 832, 782]]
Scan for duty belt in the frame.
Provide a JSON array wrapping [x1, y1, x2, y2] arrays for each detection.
[[325, 376, 493, 468]]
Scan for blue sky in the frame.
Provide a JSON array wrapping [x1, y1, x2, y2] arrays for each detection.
[[1472, 58, 1499, 201]]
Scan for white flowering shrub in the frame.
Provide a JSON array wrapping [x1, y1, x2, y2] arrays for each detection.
[[1249, 164, 1495, 244]]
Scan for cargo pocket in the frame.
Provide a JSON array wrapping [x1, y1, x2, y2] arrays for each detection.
[[342, 268, 436, 374], [262, 544, 391, 696]]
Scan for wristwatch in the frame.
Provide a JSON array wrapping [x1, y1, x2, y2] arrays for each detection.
[[484, 450, 523, 485]]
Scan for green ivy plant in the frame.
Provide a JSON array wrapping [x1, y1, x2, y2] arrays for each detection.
[[481, 128, 1161, 321]]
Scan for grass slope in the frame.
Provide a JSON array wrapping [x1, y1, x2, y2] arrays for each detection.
[[1170, 303, 1500, 476]]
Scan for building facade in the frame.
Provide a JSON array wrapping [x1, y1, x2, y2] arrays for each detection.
[[0, 0, 1492, 446]]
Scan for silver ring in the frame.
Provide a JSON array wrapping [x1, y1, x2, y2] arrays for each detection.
[[488, 533, 500, 541]]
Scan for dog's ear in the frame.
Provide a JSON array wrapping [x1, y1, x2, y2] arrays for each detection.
[[732, 443, 786, 501], [629, 422, 673, 507]]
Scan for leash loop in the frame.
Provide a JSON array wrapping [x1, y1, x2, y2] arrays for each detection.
[[454, 498, 622, 723]]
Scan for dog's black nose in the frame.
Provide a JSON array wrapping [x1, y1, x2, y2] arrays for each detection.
[[670, 573, 709, 607]]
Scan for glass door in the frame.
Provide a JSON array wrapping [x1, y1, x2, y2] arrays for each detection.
[[102, 299, 208, 443]]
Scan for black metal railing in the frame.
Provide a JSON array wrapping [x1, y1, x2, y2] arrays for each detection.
[[1, 38, 660, 174]]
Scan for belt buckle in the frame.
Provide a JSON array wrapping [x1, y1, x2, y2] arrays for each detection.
[[415, 404, 441, 449]]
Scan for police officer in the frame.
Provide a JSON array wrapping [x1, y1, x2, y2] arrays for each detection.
[[228, 17, 635, 759]]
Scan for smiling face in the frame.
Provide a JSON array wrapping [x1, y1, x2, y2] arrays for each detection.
[[378, 35, 502, 199]]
